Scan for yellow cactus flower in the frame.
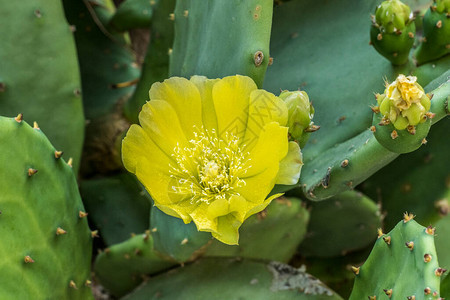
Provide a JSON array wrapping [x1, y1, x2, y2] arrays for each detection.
[[122, 75, 303, 245], [377, 74, 431, 130], [385, 74, 424, 111]]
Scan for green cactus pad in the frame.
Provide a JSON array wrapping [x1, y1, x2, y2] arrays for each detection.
[[150, 206, 211, 263], [295, 129, 399, 200], [435, 213, 450, 300], [413, 55, 450, 87], [205, 197, 310, 263], [442, 275, 450, 297], [361, 118, 450, 231], [435, 213, 450, 272], [0, 116, 92, 299], [122, 258, 343, 300], [349, 217, 443, 299], [302, 249, 372, 299], [415, 3, 450, 65], [80, 173, 151, 246], [94, 233, 176, 298], [428, 70, 450, 124], [108, 0, 156, 31], [124, 0, 176, 124], [62, 0, 140, 120], [299, 191, 381, 258], [169, 0, 273, 88], [0, 0, 84, 172]]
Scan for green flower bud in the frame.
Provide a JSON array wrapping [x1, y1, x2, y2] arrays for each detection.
[[370, 0, 415, 65], [375, 0, 412, 33], [278, 90, 318, 148]]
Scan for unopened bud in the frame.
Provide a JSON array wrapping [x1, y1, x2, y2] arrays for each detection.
[[279, 90, 317, 148]]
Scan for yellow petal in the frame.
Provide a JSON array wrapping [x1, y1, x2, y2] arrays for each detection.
[[244, 193, 283, 220], [276, 141, 303, 185], [189, 202, 218, 232], [228, 195, 247, 222], [207, 195, 247, 221], [155, 203, 192, 223], [122, 124, 157, 174], [243, 89, 288, 150], [212, 214, 241, 245], [134, 155, 185, 206], [236, 123, 288, 203], [212, 75, 257, 141], [122, 123, 190, 213], [190, 75, 220, 132], [149, 77, 203, 140], [207, 198, 229, 219], [241, 122, 289, 178], [139, 100, 188, 157], [237, 165, 278, 205]]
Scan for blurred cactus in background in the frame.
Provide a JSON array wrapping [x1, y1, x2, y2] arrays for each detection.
[[0, 0, 448, 299]]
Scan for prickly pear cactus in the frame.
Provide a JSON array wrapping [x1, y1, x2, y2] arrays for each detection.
[[3, 0, 449, 299], [349, 214, 443, 299], [0, 116, 92, 299]]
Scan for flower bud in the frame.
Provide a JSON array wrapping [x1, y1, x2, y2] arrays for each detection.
[[279, 90, 317, 148], [370, 0, 415, 65], [372, 74, 432, 154], [375, 0, 412, 33]]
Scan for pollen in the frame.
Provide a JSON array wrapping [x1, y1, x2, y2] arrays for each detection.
[[169, 128, 250, 204]]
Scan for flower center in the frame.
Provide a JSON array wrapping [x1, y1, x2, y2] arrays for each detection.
[[386, 75, 423, 111], [169, 128, 249, 204]]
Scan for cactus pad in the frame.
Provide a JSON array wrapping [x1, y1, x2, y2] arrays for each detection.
[[94, 232, 176, 297], [349, 215, 443, 299], [0, 0, 85, 172], [205, 197, 310, 263], [169, 0, 273, 87], [299, 191, 381, 258], [123, 258, 343, 299], [0, 116, 92, 299], [80, 173, 151, 246]]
